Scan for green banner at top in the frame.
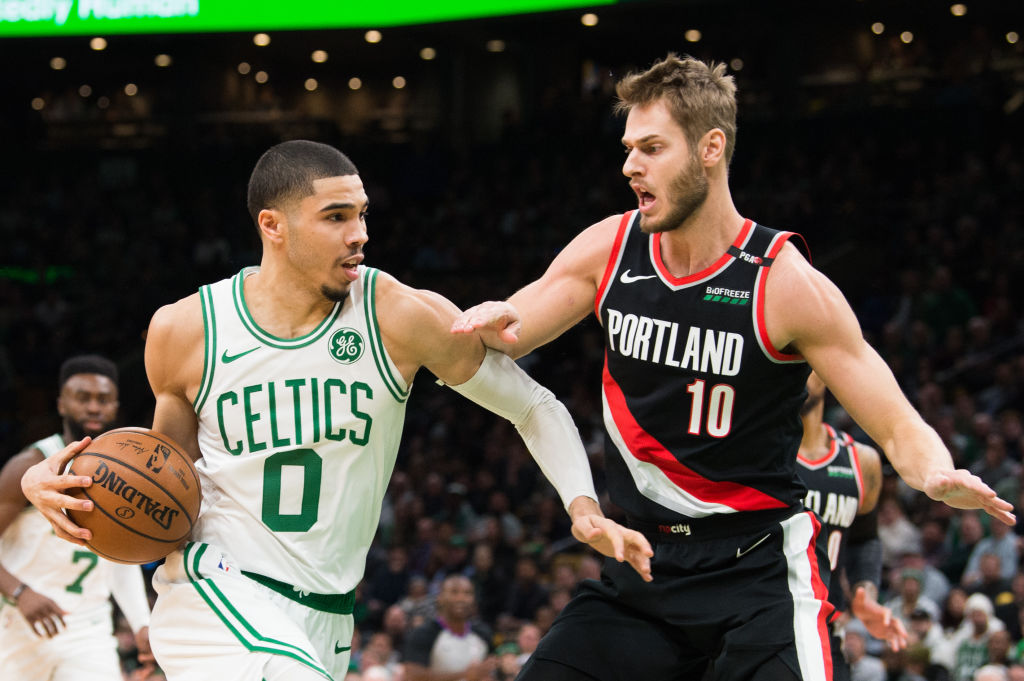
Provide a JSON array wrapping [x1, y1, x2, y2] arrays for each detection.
[[0, 0, 617, 36]]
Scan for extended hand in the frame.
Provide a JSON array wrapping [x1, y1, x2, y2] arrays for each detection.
[[17, 588, 68, 638], [924, 469, 1016, 526], [850, 586, 908, 651], [20, 438, 95, 544], [570, 510, 654, 582], [450, 301, 522, 345]]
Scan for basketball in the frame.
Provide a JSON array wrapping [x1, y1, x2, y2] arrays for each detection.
[[66, 427, 201, 564]]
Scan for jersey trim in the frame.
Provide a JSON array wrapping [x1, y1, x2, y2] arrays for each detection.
[[232, 268, 341, 349], [194, 284, 217, 413], [602, 356, 789, 515], [650, 218, 754, 290], [32, 433, 66, 458], [182, 543, 332, 679], [796, 424, 841, 469], [753, 231, 806, 364], [362, 268, 410, 403], [594, 211, 634, 318]]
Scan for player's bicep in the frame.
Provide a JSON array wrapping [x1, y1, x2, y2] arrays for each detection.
[[144, 300, 203, 462], [380, 279, 487, 387], [773, 256, 914, 448]]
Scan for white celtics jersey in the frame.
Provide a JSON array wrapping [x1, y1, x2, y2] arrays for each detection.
[[192, 266, 410, 594], [1, 435, 115, 620]]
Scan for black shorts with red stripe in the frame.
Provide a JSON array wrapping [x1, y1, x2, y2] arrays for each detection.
[[518, 509, 835, 681]]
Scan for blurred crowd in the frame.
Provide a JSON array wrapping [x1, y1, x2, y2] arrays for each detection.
[[1, 16, 1023, 681]]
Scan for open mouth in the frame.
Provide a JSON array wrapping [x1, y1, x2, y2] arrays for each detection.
[[635, 187, 656, 212]]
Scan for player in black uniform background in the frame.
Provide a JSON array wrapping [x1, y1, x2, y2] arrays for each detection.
[[452, 54, 1014, 681], [797, 370, 908, 681]]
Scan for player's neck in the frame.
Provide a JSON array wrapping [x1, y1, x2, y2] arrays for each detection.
[[243, 267, 336, 339], [656, 195, 744, 278], [798, 420, 830, 462]]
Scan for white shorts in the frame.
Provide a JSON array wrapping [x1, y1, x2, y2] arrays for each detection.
[[150, 542, 354, 681], [0, 601, 121, 681]]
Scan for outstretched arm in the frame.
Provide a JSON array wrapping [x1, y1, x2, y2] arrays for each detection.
[[768, 244, 1014, 525], [382, 273, 652, 580], [451, 215, 621, 357]]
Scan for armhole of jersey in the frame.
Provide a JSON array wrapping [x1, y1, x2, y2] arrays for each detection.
[[594, 211, 633, 319], [848, 439, 866, 507], [362, 268, 411, 404], [193, 284, 217, 413], [753, 231, 807, 363]]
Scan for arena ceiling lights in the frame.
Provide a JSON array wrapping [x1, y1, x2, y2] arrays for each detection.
[[0, 0, 617, 36]]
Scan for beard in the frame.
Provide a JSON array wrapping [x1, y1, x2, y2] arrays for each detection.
[[638, 155, 710, 234], [321, 284, 350, 304], [66, 418, 106, 441]]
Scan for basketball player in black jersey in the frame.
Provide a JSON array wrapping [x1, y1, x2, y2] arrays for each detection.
[[452, 54, 1013, 681], [797, 371, 907, 681]]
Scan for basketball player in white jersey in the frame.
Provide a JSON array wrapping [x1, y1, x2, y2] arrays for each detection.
[[21, 141, 653, 681], [0, 354, 153, 680]]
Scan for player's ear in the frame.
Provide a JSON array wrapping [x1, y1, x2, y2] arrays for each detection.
[[257, 208, 286, 245], [700, 128, 727, 167]]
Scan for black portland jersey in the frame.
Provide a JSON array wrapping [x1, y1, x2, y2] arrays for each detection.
[[797, 424, 865, 575], [596, 211, 811, 525]]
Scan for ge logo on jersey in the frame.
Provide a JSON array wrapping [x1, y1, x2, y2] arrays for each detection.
[[329, 328, 364, 364]]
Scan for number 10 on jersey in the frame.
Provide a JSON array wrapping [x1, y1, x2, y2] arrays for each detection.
[[686, 379, 735, 438]]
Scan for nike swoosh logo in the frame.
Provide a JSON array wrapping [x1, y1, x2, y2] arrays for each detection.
[[736, 533, 771, 558], [221, 347, 260, 364], [334, 643, 351, 654], [619, 269, 658, 284]]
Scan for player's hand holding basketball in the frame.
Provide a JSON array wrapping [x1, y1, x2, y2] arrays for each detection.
[[923, 469, 1016, 526], [20, 437, 95, 544], [569, 496, 654, 582]]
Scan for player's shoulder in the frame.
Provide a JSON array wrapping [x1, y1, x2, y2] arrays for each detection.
[[371, 269, 459, 325], [148, 292, 204, 344]]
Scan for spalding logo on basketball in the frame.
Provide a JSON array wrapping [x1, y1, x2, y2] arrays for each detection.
[[67, 428, 201, 565]]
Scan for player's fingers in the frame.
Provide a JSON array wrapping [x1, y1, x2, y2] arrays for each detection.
[[49, 511, 92, 542], [51, 437, 91, 468], [54, 489, 93, 511], [499, 325, 521, 344], [628, 529, 654, 557], [607, 527, 625, 561]]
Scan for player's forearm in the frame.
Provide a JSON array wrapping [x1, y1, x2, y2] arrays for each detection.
[[446, 349, 598, 510], [880, 419, 954, 492], [0, 562, 27, 602]]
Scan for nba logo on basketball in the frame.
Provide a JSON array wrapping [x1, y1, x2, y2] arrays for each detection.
[[146, 445, 171, 474]]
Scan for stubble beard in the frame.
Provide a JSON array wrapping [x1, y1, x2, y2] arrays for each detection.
[[638, 157, 710, 235], [321, 284, 350, 304]]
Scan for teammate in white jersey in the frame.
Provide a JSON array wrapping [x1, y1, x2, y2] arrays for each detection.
[[0, 354, 153, 680], [21, 140, 652, 681]]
